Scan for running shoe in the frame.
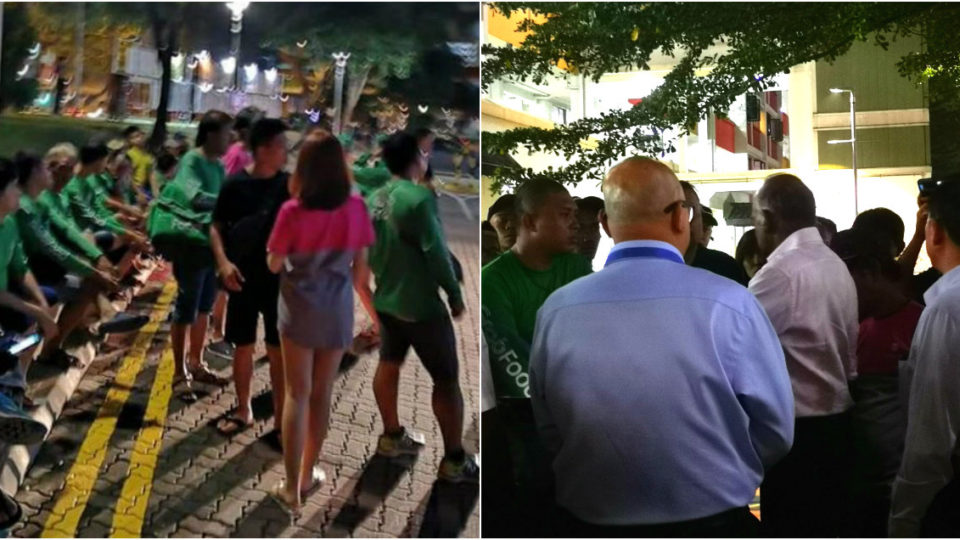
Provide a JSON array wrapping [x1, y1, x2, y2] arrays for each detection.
[[376, 427, 426, 457], [437, 453, 480, 484]]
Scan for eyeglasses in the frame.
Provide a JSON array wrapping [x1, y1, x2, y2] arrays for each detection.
[[663, 200, 696, 223]]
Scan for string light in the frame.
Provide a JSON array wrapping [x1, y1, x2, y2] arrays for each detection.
[[243, 63, 258, 82], [86, 107, 104, 119], [221, 56, 236, 74], [265, 68, 277, 83], [418, 105, 429, 113]]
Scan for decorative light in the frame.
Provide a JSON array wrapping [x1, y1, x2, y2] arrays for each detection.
[[279, 94, 289, 103], [61, 91, 76, 103], [221, 56, 236, 74], [86, 107, 104, 119], [225, 1, 250, 20], [418, 105, 429, 113], [243, 63, 258, 82], [305, 108, 316, 115], [34, 93, 52, 107], [216, 86, 230, 93], [264, 67, 277, 83], [198, 82, 214, 93], [15, 64, 29, 80], [27, 43, 41, 60], [296, 40, 308, 49], [397, 104, 409, 114], [309, 111, 320, 123]]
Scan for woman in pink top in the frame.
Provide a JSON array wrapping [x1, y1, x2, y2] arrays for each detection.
[[266, 130, 376, 516]]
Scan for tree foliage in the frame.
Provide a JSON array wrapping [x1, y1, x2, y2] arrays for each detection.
[[1, 3, 40, 111], [482, 2, 950, 191]]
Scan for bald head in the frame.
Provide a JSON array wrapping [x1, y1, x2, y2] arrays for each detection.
[[753, 174, 818, 256], [600, 157, 690, 252]]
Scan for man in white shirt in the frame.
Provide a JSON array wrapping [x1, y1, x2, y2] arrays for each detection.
[[890, 179, 960, 537], [748, 173, 859, 537]]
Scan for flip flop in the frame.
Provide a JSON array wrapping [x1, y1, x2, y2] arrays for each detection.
[[216, 415, 251, 437], [268, 481, 301, 520], [300, 466, 326, 500]]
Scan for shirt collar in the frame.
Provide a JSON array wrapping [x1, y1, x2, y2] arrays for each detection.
[[924, 264, 960, 305], [607, 240, 684, 262], [767, 226, 823, 262]]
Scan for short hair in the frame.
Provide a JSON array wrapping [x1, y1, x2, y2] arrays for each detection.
[[515, 178, 568, 216], [79, 141, 109, 165], [13, 152, 41, 187], [735, 229, 760, 267], [0, 158, 17, 192], [852, 208, 904, 248], [927, 179, 960, 246], [759, 173, 817, 226], [679, 180, 697, 194], [122, 126, 143, 138], [576, 196, 605, 216], [249, 118, 289, 154], [45, 142, 78, 165], [234, 106, 264, 134], [293, 130, 351, 210], [156, 152, 178, 174], [487, 194, 517, 221], [195, 110, 232, 147], [381, 132, 420, 177], [817, 216, 838, 237], [831, 227, 901, 282]]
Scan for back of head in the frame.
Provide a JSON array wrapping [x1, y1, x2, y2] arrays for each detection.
[[928, 179, 960, 247], [156, 152, 178, 174], [196, 110, 233, 147], [831, 227, 901, 282], [45, 142, 78, 166], [122, 125, 142, 139], [852, 207, 905, 255], [80, 141, 109, 166], [602, 157, 686, 245], [13, 152, 41, 187], [249, 118, 289, 154], [234, 106, 264, 136], [757, 174, 817, 228], [381, 132, 420, 177], [576, 196, 604, 217], [515, 178, 568, 220], [293, 130, 351, 210], [0, 158, 16, 192]]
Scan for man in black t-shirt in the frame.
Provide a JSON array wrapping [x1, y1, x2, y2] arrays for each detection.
[[210, 118, 291, 439]]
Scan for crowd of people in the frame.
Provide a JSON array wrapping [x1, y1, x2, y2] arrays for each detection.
[[481, 158, 958, 538], [0, 108, 478, 528]]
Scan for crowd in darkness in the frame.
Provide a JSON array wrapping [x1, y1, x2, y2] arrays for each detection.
[[0, 109, 478, 528], [481, 159, 957, 538]]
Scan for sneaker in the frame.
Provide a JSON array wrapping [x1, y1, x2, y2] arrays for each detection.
[[437, 453, 480, 484], [207, 340, 235, 360], [98, 313, 150, 337], [376, 427, 426, 457], [0, 392, 47, 446]]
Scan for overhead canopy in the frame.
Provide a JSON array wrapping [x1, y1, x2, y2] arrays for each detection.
[[481, 151, 522, 177]]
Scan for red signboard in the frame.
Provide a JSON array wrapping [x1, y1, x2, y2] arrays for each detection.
[[715, 117, 736, 153]]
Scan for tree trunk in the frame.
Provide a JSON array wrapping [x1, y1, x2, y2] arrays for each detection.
[[341, 63, 371, 128], [148, 17, 173, 152]]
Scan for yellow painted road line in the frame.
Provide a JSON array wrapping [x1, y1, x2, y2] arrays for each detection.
[[110, 345, 175, 538], [41, 282, 177, 538]]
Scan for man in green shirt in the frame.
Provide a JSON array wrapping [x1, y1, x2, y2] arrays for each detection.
[[480, 177, 592, 535], [366, 132, 478, 483], [0, 158, 59, 344]]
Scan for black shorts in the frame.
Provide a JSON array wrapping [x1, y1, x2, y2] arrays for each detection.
[[378, 312, 458, 383], [224, 274, 280, 347]]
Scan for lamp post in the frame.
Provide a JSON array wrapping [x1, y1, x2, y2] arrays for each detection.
[[331, 52, 350, 135], [226, 1, 249, 90], [827, 88, 858, 213]]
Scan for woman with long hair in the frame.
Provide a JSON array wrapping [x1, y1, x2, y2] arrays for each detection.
[[266, 130, 376, 516]]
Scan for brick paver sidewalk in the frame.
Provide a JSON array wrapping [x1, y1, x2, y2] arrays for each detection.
[[9, 196, 479, 538]]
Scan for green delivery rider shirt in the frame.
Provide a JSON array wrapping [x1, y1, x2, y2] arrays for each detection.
[[0, 216, 30, 291], [61, 174, 126, 234], [16, 195, 96, 277], [367, 179, 462, 322], [481, 250, 592, 399], [353, 161, 392, 198], [36, 190, 104, 262], [175, 149, 225, 199]]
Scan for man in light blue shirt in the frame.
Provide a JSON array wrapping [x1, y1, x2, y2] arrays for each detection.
[[890, 178, 960, 537], [530, 157, 794, 536]]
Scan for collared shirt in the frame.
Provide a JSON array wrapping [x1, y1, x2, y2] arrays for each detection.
[[749, 227, 859, 417], [889, 265, 960, 537], [530, 239, 794, 526]]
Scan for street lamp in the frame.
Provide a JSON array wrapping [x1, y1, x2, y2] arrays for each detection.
[[827, 87, 858, 213], [225, 1, 249, 89], [331, 52, 350, 135]]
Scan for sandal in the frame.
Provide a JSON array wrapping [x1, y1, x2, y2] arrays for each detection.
[[268, 481, 301, 520], [216, 414, 251, 436], [173, 377, 198, 403], [189, 364, 228, 386], [300, 466, 326, 500]]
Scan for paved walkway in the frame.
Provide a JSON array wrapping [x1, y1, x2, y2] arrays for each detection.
[[9, 196, 479, 538]]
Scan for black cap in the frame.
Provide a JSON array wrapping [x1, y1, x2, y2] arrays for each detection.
[[488, 194, 517, 221], [701, 205, 719, 227]]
